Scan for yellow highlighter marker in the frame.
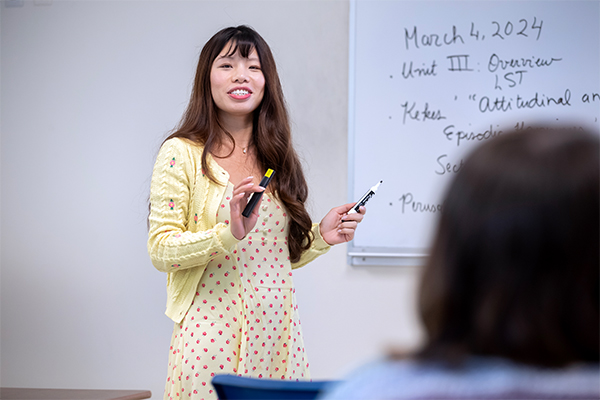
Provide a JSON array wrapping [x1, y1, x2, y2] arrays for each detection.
[[242, 169, 275, 218]]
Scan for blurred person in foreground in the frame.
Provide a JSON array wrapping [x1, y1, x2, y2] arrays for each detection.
[[322, 127, 599, 400]]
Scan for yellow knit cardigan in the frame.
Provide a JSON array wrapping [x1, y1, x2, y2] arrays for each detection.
[[148, 138, 331, 323]]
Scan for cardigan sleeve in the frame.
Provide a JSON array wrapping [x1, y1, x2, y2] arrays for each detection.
[[147, 139, 239, 273], [290, 223, 331, 270]]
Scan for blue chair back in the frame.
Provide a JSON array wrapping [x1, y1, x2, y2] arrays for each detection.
[[211, 374, 337, 400]]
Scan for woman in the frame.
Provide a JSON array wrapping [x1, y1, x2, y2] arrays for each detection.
[[322, 127, 599, 399], [148, 26, 364, 400]]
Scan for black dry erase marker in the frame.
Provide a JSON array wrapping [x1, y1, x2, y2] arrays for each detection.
[[242, 169, 275, 218], [348, 180, 383, 214]]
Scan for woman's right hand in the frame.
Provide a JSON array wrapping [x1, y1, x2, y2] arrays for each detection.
[[229, 176, 264, 240]]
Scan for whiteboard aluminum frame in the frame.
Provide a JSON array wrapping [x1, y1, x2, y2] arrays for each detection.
[[348, 249, 428, 267]]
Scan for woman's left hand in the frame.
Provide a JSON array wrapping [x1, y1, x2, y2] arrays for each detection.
[[319, 203, 366, 246]]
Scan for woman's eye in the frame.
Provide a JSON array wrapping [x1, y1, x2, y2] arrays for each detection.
[[220, 64, 232, 68], [249, 66, 261, 70]]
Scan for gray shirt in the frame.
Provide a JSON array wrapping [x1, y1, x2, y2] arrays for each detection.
[[320, 357, 600, 400]]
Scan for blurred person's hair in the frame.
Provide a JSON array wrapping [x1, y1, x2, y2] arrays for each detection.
[[418, 126, 599, 367]]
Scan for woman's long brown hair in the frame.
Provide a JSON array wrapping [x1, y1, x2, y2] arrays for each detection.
[[164, 26, 313, 262]]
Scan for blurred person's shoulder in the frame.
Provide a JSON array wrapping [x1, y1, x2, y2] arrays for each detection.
[[320, 356, 600, 400]]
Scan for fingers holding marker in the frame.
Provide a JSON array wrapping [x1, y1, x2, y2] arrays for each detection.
[[242, 169, 275, 218], [230, 177, 261, 212], [232, 176, 255, 193], [338, 219, 358, 231], [339, 208, 364, 227], [341, 206, 366, 223]]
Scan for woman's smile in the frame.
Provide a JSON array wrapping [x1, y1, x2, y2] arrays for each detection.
[[228, 86, 253, 99]]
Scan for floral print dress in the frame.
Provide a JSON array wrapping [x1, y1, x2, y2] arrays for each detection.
[[164, 183, 310, 400]]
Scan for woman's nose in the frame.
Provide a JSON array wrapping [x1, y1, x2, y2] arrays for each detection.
[[233, 70, 248, 82]]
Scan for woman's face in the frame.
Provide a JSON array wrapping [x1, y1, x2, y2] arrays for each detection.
[[210, 43, 265, 121]]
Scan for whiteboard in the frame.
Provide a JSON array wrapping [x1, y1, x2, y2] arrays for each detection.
[[348, 0, 600, 266]]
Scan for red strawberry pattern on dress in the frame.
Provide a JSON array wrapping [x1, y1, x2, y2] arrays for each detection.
[[164, 183, 309, 400]]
